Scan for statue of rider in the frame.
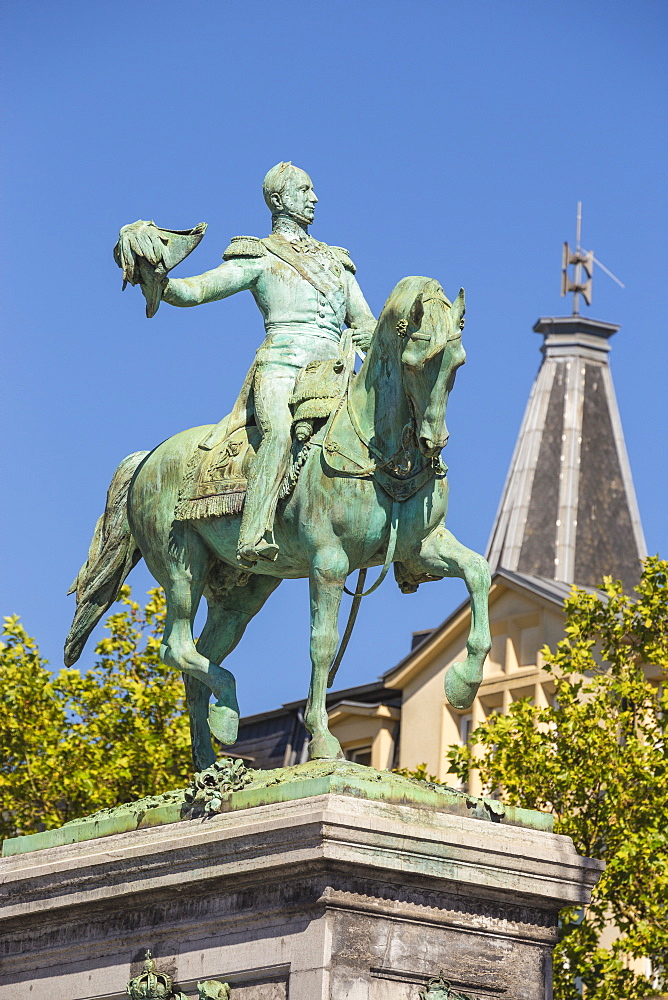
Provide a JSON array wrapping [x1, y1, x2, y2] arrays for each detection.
[[158, 162, 377, 566]]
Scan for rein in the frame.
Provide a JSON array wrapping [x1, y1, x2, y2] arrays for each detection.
[[325, 385, 404, 686], [326, 294, 458, 686], [328, 498, 399, 687]]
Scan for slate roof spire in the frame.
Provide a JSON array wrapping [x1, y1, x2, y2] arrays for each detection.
[[486, 313, 646, 592]]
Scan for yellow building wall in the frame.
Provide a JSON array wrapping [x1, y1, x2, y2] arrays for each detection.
[[392, 582, 567, 788], [328, 706, 400, 770], [398, 625, 467, 781]]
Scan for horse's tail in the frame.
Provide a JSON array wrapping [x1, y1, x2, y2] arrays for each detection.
[[64, 451, 149, 666]]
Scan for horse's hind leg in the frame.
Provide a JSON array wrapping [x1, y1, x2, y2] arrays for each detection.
[[160, 524, 239, 745], [183, 673, 216, 772], [186, 574, 283, 771], [406, 525, 491, 710]]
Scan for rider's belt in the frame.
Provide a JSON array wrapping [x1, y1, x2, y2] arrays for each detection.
[[263, 323, 341, 343], [256, 330, 342, 372]]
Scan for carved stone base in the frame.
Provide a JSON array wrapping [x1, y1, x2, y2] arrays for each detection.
[[0, 788, 601, 999]]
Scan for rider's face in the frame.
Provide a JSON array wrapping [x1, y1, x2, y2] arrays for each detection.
[[279, 170, 318, 225]]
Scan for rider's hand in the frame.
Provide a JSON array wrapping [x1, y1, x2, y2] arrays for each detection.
[[351, 326, 373, 352]]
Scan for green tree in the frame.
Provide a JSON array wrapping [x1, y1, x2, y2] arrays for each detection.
[[0, 587, 193, 844], [447, 557, 668, 1000]]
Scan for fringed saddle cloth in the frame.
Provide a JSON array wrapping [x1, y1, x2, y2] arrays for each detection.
[[174, 426, 259, 521], [174, 356, 349, 522]]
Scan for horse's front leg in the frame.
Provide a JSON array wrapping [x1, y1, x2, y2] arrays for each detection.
[[306, 547, 348, 760], [409, 525, 491, 710]]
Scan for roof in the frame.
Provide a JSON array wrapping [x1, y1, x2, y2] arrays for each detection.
[[486, 314, 646, 592]]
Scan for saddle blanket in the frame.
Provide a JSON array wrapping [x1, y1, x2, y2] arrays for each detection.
[[174, 426, 310, 522]]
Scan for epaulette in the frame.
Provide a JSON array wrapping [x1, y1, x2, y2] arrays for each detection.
[[222, 236, 267, 260], [329, 245, 356, 274]]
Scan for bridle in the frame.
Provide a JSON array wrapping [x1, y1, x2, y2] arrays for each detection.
[[396, 293, 464, 362]]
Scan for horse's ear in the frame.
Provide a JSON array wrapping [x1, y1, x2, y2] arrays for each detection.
[[409, 292, 424, 328], [452, 287, 466, 323]]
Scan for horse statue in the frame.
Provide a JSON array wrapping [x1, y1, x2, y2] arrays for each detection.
[[65, 276, 491, 770]]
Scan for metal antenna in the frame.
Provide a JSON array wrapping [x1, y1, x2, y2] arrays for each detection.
[[561, 203, 624, 314], [561, 202, 593, 315]]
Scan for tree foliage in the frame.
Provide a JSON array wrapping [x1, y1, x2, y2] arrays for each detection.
[[394, 761, 438, 783], [0, 587, 193, 844], [447, 557, 668, 1000]]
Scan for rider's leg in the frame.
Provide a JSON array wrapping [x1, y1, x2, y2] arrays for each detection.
[[237, 365, 295, 564]]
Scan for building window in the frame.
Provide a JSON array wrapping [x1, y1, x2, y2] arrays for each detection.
[[460, 713, 473, 745], [646, 957, 665, 990], [519, 625, 540, 667], [489, 633, 507, 671], [347, 746, 372, 767]]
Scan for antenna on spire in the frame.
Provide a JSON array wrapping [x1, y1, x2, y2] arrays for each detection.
[[561, 202, 593, 315], [561, 203, 625, 315]]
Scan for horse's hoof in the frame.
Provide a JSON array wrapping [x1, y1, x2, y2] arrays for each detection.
[[208, 704, 240, 745], [444, 660, 482, 710], [308, 733, 344, 760]]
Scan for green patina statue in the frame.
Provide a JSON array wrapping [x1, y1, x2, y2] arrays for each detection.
[[126, 951, 230, 999], [418, 973, 477, 999], [65, 162, 491, 768]]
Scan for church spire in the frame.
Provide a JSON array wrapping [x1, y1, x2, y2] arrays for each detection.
[[487, 218, 646, 592]]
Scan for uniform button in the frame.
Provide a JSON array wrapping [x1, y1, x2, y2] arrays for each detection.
[[318, 311, 325, 318]]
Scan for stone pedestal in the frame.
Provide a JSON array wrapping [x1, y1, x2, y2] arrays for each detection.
[[0, 764, 602, 999]]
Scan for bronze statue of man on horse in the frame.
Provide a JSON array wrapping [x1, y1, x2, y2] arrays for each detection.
[[66, 162, 491, 770]]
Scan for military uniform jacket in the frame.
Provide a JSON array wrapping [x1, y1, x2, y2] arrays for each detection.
[[163, 232, 375, 369], [162, 232, 376, 449]]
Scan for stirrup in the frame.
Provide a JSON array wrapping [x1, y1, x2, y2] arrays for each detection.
[[236, 537, 279, 566]]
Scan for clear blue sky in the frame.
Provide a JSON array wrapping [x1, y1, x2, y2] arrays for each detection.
[[2, 0, 666, 717]]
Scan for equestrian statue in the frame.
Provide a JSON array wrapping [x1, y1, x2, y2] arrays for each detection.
[[64, 162, 492, 770]]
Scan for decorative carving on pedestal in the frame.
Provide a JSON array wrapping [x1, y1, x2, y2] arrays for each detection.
[[322, 878, 556, 937], [127, 952, 230, 1000], [183, 757, 253, 815], [127, 951, 188, 999], [197, 981, 231, 999], [418, 973, 477, 999]]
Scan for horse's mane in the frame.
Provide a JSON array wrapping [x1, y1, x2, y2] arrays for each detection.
[[358, 275, 445, 380]]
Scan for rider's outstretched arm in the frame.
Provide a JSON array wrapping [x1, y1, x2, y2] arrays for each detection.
[[162, 258, 262, 308]]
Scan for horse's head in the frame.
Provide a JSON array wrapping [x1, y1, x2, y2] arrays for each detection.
[[394, 278, 467, 459]]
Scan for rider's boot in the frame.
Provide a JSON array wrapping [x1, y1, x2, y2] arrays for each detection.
[[237, 367, 294, 565], [237, 530, 279, 567], [237, 446, 291, 565]]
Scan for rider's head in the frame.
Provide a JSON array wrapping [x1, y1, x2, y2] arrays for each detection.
[[263, 162, 318, 227]]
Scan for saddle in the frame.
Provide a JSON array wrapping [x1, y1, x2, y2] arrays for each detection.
[[174, 355, 351, 521], [291, 356, 348, 441]]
